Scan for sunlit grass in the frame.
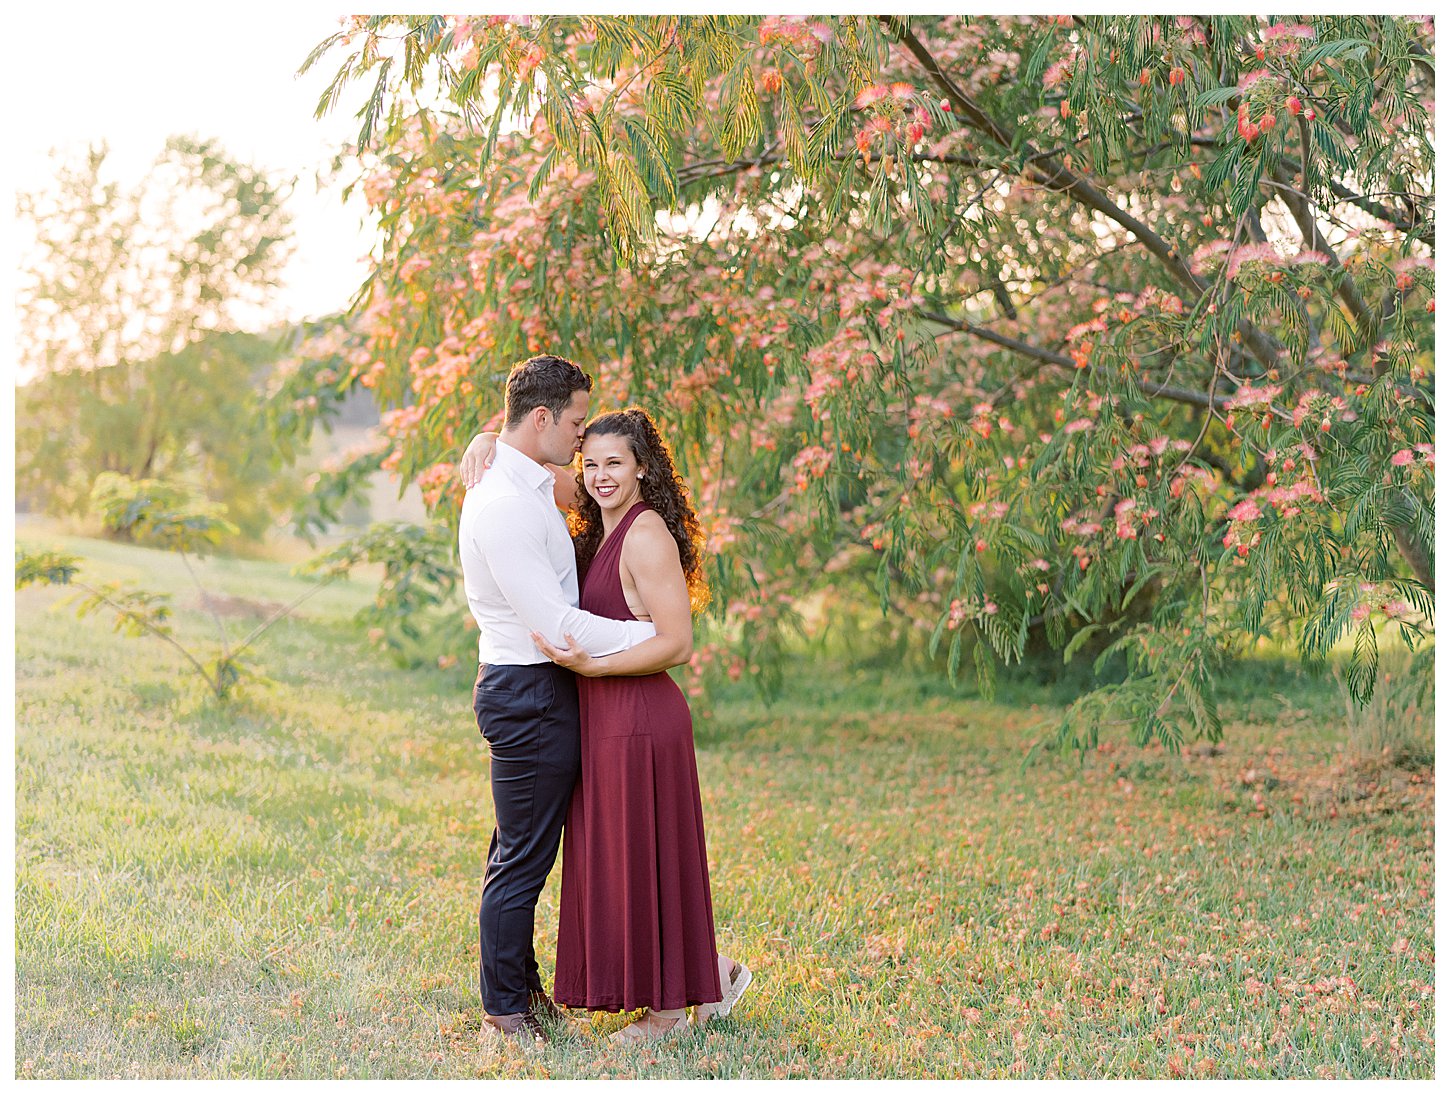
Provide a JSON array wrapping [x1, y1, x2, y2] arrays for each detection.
[[14, 533, 1433, 1078]]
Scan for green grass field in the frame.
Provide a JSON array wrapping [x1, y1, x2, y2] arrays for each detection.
[[14, 530, 1434, 1078]]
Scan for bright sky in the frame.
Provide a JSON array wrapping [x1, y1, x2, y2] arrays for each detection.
[[2, 2, 1142, 357], [10, 5, 379, 332]]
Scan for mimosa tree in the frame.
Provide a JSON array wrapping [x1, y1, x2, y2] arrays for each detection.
[[282, 15, 1434, 748]]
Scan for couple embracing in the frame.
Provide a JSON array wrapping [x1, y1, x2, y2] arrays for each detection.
[[457, 354, 752, 1047]]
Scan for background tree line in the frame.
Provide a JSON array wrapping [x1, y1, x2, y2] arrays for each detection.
[[16, 137, 300, 541]]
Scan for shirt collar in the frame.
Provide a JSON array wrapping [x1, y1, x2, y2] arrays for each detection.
[[493, 438, 555, 494]]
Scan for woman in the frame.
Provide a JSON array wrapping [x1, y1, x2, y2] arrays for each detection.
[[460, 409, 751, 1043]]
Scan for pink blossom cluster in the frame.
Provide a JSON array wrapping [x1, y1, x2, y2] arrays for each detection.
[[757, 15, 833, 58], [415, 461, 459, 508], [1042, 50, 1079, 89], [1134, 436, 1190, 460], [1109, 437, 1191, 482], [1110, 497, 1162, 541], [1189, 240, 1332, 279], [945, 596, 998, 630], [803, 329, 873, 419], [1172, 15, 1208, 46], [1390, 254, 1435, 275], [1169, 464, 1217, 501], [1221, 512, 1262, 559], [683, 638, 743, 696], [446, 15, 538, 70], [855, 81, 918, 109], [908, 393, 957, 441], [1220, 450, 1329, 556], [696, 505, 742, 555], [1347, 581, 1416, 623], [397, 254, 433, 283], [1259, 22, 1316, 58], [851, 81, 937, 156], [1255, 478, 1323, 520], [1290, 389, 1356, 430], [1065, 314, 1105, 342], [408, 335, 476, 404], [1225, 383, 1282, 410], [1132, 285, 1186, 316], [1390, 443, 1434, 469], [790, 445, 835, 492], [968, 500, 1008, 521], [380, 404, 425, 439], [1016, 555, 1052, 599], [1060, 514, 1103, 537], [362, 171, 394, 210], [1064, 289, 1175, 351], [945, 598, 968, 629]]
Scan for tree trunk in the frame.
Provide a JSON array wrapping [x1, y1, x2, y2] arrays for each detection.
[[1392, 521, 1435, 593]]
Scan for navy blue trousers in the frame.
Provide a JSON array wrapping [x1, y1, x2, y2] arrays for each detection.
[[473, 662, 581, 1016]]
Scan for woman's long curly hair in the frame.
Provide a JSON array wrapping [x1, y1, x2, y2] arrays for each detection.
[[566, 408, 710, 612]]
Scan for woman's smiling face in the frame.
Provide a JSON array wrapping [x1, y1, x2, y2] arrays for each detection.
[[581, 432, 644, 514]]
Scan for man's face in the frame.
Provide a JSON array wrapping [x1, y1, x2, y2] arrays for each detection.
[[540, 389, 589, 466]]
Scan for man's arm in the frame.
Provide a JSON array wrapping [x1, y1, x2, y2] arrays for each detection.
[[472, 497, 654, 655], [534, 511, 693, 677]]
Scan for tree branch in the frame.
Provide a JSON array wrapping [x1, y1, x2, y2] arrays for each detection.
[[678, 148, 984, 188], [1275, 154, 1432, 240], [880, 16, 1286, 374], [1391, 502, 1435, 593], [180, 548, 231, 657], [919, 310, 1235, 413], [233, 580, 333, 658], [1276, 176, 1374, 327], [74, 581, 219, 695], [881, 17, 1205, 296]]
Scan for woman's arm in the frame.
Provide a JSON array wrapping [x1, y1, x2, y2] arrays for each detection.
[[550, 462, 582, 510], [459, 431, 579, 509], [532, 511, 692, 676], [458, 432, 498, 487]]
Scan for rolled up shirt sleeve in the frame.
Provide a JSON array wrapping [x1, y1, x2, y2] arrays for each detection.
[[475, 497, 655, 656]]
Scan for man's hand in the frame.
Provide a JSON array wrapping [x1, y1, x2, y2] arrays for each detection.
[[459, 432, 499, 488], [530, 631, 600, 675]]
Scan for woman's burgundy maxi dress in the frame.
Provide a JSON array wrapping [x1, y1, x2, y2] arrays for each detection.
[[552, 502, 723, 1011]]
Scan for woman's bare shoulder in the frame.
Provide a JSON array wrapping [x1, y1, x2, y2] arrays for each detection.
[[623, 507, 671, 542], [621, 509, 682, 569]]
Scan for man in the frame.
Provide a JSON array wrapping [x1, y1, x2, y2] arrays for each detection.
[[458, 354, 656, 1046]]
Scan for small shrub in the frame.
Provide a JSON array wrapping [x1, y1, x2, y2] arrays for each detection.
[[90, 472, 236, 547], [300, 521, 459, 668], [16, 475, 330, 701]]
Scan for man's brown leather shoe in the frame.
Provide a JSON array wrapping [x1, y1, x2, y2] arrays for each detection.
[[531, 991, 594, 1036], [482, 1010, 549, 1048], [529, 991, 571, 1024]]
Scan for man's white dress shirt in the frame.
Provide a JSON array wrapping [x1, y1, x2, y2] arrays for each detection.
[[460, 439, 655, 665]]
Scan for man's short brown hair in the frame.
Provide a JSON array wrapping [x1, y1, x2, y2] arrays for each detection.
[[503, 354, 593, 428]]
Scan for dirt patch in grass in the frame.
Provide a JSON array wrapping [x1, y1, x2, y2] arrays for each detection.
[[194, 593, 288, 619]]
